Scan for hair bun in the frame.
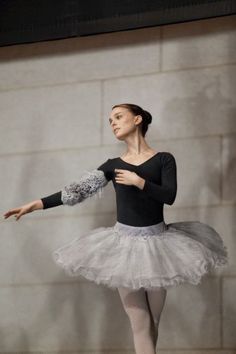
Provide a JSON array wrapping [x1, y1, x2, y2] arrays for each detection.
[[143, 110, 152, 125]]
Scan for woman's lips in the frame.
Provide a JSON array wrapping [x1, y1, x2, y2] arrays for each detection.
[[114, 128, 120, 133]]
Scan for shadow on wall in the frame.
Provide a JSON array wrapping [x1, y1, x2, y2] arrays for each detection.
[[0, 26, 160, 62]]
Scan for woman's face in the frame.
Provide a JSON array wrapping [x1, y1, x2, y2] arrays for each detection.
[[109, 107, 141, 140]]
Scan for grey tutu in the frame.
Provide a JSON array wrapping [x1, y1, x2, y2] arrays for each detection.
[[52, 220, 229, 291]]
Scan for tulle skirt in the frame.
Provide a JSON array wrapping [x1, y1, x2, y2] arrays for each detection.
[[52, 220, 229, 291]]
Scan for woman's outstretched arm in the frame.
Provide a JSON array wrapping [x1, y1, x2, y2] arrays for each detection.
[[3, 159, 112, 220], [3, 169, 107, 220]]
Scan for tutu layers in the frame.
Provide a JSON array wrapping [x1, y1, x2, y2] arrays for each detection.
[[52, 220, 228, 291]]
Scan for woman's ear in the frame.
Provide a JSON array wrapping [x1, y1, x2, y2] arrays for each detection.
[[134, 115, 143, 126]]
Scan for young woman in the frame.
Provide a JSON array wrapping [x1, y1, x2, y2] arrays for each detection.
[[3, 103, 228, 354]]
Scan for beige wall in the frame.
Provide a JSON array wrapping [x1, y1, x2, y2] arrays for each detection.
[[0, 14, 235, 354]]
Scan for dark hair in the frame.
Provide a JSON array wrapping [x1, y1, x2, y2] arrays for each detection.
[[112, 103, 152, 137]]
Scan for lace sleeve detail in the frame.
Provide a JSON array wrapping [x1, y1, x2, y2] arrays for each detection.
[[61, 169, 109, 206]]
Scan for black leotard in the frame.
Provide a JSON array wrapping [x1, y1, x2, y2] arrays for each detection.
[[41, 151, 177, 227]]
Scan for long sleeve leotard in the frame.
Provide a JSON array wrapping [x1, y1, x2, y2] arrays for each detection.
[[40, 151, 177, 227]]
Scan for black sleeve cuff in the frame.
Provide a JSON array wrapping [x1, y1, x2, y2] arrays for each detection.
[[41, 191, 63, 209]]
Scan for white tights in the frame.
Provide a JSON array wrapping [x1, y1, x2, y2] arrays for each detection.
[[117, 286, 167, 354]]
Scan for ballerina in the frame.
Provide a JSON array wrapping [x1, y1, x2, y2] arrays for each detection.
[[3, 103, 228, 354]]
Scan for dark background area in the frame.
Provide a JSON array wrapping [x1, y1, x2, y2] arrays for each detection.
[[0, 0, 235, 47]]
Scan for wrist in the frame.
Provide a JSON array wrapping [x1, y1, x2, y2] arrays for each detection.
[[135, 176, 145, 190], [32, 200, 44, 210]]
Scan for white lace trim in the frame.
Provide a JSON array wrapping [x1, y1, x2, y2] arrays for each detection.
[[54, 256, 228, 291], [61, 169, 108, 206], [113, 221, 168, 241]]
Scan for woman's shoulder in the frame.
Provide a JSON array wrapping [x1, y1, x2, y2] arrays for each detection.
[[159, 151, 176, 164], [159, 151, 175, 158]]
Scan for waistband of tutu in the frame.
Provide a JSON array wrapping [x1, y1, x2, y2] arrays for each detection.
[[114, 220, 167, 237]]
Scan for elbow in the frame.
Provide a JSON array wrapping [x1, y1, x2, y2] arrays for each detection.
[[61, 189, 83, 206], [165, 189, 177, 205]]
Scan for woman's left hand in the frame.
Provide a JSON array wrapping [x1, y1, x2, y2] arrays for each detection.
[[114, 169, 140, 186]]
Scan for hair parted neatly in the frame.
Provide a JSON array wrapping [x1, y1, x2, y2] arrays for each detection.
[[112, 103, 152, 137]]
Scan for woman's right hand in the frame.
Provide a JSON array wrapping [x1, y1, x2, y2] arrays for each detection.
[[3, 200, 43, 221]]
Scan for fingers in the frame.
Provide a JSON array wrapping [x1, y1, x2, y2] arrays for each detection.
[[3, 209, 20, 218], [115, 169, 134, 174], [15, 212, 24, 221], [115, 174, 124, 183], [115, 170, 124, 180], [3, 208, 23, 220], [115, 169, 122, 182], [115, 169, 126, 177], [115, 178, 124, 183], [115, 169, 126, 173]]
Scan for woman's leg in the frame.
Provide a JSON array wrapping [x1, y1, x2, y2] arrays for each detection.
[[117, 286, 156, 354], [146, 287, 167, 348]]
